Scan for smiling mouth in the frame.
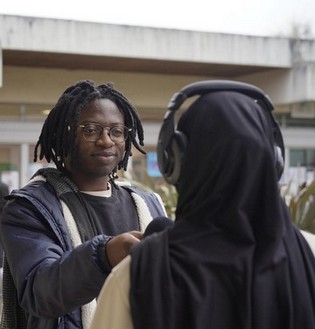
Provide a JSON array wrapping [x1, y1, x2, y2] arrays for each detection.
[[91, 152, 118, 166], [92, 151, 116, 158]]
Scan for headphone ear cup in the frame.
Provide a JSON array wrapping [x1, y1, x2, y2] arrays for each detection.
[[274, 145, 284, 179], [163, 131, 187, 185]]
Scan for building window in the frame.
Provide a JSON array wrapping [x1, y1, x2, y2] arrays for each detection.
[[290, 149, 315, 170]]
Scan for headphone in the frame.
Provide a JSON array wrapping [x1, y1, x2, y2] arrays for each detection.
[[157, 80, 285, 186]]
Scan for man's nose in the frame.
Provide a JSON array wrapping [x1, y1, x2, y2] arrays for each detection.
[[95, 130, 115, 146]]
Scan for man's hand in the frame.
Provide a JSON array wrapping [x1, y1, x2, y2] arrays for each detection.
[[106, 231, 143, 267]]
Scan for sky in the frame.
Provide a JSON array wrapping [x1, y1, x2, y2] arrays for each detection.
[[0, 0, 314, 37]]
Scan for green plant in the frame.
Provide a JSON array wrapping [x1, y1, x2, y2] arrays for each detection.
[[119, 169, 178, 219], [121, 168, 315, 231], [281, 180, 315, 233]]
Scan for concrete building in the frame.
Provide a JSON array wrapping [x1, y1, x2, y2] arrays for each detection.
[[0, 14, 314, 189]]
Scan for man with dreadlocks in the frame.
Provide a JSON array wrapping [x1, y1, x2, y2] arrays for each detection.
[[0, 80, 166, 329]]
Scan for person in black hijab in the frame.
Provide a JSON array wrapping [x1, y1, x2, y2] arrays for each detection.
[[90, 81, 315, 329]]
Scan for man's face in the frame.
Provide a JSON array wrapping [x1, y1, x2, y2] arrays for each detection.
[[65, 98, 126, 190]]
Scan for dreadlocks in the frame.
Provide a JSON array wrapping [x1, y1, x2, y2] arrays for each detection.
[[34, 80, 146, 182]]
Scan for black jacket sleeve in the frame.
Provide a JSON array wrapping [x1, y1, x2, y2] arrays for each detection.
[[0, 183, 111, 318]]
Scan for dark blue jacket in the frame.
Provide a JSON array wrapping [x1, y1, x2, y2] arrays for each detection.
[[0, 179, 165, 329]]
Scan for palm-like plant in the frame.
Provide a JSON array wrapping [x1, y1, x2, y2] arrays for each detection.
[[119, 169, 178, 219], [120, 168, 315, 230], [281, 180, 315, 233]]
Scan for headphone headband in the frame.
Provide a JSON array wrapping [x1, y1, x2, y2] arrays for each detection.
[[168, 80, 274, 112], [157, 80, 284, 186]]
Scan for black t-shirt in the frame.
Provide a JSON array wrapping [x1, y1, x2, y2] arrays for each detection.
[[81, 186, 139, 237]]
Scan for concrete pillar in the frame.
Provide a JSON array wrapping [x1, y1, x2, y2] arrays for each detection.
[[20, 143, 29, 187]]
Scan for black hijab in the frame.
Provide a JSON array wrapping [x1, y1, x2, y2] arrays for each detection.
[[130, 91, 315, 329]]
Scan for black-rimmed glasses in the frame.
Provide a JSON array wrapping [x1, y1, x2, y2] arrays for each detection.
[[79, 123, 131, 143]]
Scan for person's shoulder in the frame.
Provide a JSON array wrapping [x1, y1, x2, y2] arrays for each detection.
[[115, 180, 167, 216], [9, 177, 55, 201], [109, 255, 132, 294], [116, 181, 157, 198], [112, 255, 131, 277], [115, 181, 151, 198], [300, 230, 315, 256], [90, 255, 132, 329]]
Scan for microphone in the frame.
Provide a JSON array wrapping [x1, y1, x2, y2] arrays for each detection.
[[144, 216, 174, 237]]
